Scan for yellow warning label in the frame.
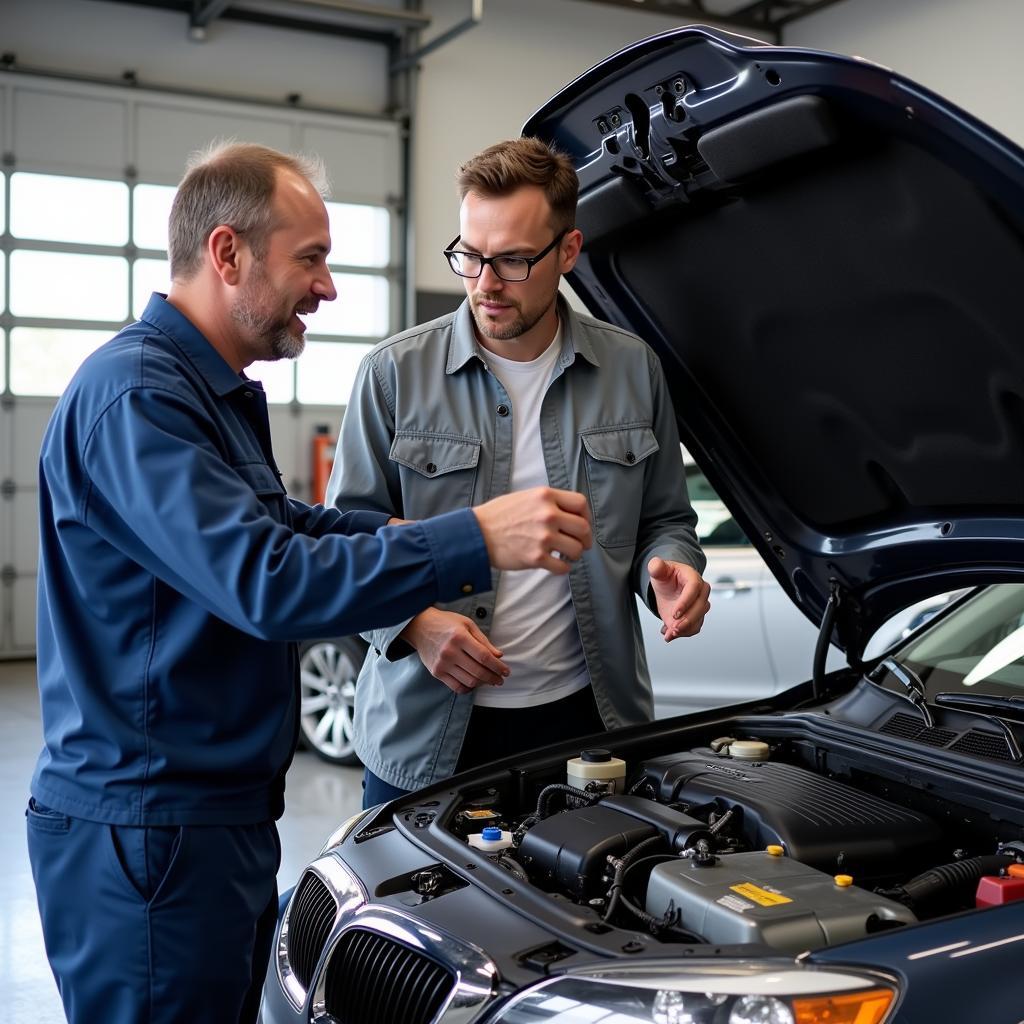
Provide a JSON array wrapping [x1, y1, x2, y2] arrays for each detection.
[[730, 883, 792, 907], [463, 809, 497, 819]]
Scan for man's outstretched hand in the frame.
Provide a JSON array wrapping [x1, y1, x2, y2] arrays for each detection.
[[648, 557, 711, 641], [474, 487, 592, 574]]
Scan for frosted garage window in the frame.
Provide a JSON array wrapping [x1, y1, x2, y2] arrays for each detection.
[[133, 184, 177, 251], [0, 172, 5, 235], [133, 259, 171, 318], [11, 173, 128, 246], [247, 359, 296, 405], [326, 203, 390, 268], [305, 274, 388, 338], [0, 251, 5, 313], [11, 251, 128, 321], [10, 327, 111, 396], [296, 341, 372, 405]]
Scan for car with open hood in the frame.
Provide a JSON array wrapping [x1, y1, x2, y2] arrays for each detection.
[[261, 26, 1024, 1024]]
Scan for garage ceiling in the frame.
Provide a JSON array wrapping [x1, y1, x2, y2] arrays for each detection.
[[88, 0, 852, 46]]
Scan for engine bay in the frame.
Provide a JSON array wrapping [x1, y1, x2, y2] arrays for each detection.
[[422, 724, 1024, 957]]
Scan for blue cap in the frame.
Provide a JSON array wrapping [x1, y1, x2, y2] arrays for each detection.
[[481, 826, 502, 841]]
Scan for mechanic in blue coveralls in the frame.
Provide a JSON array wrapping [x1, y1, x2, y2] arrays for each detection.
[[328, 138, 711, 807], [26, 142, 593, 1024]]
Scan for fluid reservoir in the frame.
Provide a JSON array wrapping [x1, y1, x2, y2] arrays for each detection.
[[567, 748, 626, 793], [729, 740, 770, 760], [976, 869, 1024, 907], [468, 827, 514, 852]]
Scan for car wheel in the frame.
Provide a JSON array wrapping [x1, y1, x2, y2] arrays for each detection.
[[297, 636, 367, 767]]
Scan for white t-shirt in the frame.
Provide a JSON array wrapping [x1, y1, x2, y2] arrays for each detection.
[[474, 325, 591, 708]]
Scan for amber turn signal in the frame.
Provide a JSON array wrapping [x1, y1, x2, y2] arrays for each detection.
[[792, 987, 895, 1024]]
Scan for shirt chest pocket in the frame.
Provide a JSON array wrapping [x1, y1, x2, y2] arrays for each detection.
[[581, 424, 659, 548], [233, 461, 288, 525], [389, 432, 482, 519]]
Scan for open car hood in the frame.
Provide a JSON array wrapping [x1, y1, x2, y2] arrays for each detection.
[[523, 26, 1024, 663]]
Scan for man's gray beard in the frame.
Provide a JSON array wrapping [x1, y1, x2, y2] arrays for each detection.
[[231, 275, 305, 361]]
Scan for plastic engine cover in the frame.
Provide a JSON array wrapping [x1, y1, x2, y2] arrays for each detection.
[[645, 850, 916, 953], [516, 805, 657, 899], [641, 751, 942, 877]]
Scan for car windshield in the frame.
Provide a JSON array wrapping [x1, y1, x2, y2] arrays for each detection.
[[895, 584, 1024, 697]]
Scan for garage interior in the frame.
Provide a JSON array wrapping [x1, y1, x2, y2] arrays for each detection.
[[1, 1, 1022, 1020]]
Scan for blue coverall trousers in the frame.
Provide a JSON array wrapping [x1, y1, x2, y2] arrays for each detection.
[[27, 799, 280, 1024]]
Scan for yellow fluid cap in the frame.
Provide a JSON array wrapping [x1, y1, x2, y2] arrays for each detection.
[[834, 874, 854, 887], [766, 845, 785, 857]]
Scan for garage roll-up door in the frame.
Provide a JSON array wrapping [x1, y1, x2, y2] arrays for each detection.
[[0, 73, 404, 658]]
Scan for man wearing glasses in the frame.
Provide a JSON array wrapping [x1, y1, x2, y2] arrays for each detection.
[[329, 138, 710, 806]]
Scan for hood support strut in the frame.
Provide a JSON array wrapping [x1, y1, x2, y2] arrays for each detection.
[[812, 580, 841, 702]]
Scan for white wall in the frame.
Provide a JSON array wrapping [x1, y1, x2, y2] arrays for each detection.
[[786, 0, 1024, 147]]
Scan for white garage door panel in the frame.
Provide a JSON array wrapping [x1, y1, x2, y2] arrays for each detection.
[[14, 88, 126, 177], [12, 492, 39, 575], [299, 123, 401, 204], [12, 576, 37, 652], [135, 104, 293, 183], [11, 401, 54, 488], [1, 73, 401, 657]]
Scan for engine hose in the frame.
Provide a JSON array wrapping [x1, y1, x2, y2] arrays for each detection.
[[512, 784, 603, 845], [536, 783, 601, 819], [494, 854, 529, 883], [602, 836, 664, 922], [887, 854, 1015, 908]]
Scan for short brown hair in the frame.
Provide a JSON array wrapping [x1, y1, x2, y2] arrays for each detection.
[[169, 141, 328, 281], [456, 138, 578, 232]]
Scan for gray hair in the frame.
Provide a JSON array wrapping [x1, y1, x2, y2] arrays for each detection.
[[169, 140, 329, 281]]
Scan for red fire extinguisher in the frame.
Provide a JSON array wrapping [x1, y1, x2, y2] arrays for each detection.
[[311, 424, 337, 505]]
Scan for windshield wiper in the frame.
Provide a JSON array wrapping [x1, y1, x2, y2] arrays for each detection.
[[934, 692, 1024, 762], [871, 657, 935, 727]]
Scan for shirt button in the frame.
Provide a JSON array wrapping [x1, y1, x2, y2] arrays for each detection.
[[625, 450, 636, 464], [497, 404, 509, 417], [243, 390, 254, 399], [475, 606, 487, 620], [425, 462, 437, 474], [461, 583, 474, 595]]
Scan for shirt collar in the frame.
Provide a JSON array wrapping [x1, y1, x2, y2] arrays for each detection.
[[446, 293, 601, 375], [139, 293, 249, 397]]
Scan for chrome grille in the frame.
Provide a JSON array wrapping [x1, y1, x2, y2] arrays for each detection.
[[324, 927, 455, 1024], [288, 870, 338, 990]]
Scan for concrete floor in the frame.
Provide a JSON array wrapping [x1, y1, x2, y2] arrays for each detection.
[[0, 658, 362, 1024]]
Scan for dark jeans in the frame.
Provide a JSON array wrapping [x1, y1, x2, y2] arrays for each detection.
[[362, 684, 605, 808], [26, 798, 280, 1024]]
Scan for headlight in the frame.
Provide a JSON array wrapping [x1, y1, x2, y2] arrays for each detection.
[[490, 962, 898, 1024], [318, 806, 377, 855]]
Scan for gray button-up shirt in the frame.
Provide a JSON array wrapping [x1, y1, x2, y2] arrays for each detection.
[[327, 297, 704, 790]]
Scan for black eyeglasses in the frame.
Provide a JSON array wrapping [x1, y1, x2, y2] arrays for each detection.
[[443, 231, 567, 282]]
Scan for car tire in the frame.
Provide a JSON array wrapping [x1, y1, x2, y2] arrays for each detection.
[[297, 636, 368, 767]]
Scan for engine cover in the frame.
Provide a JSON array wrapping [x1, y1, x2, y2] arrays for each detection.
[[641, 751, 943, 878], [516, 805, 657, 899], [645, 850, 916, 953]]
